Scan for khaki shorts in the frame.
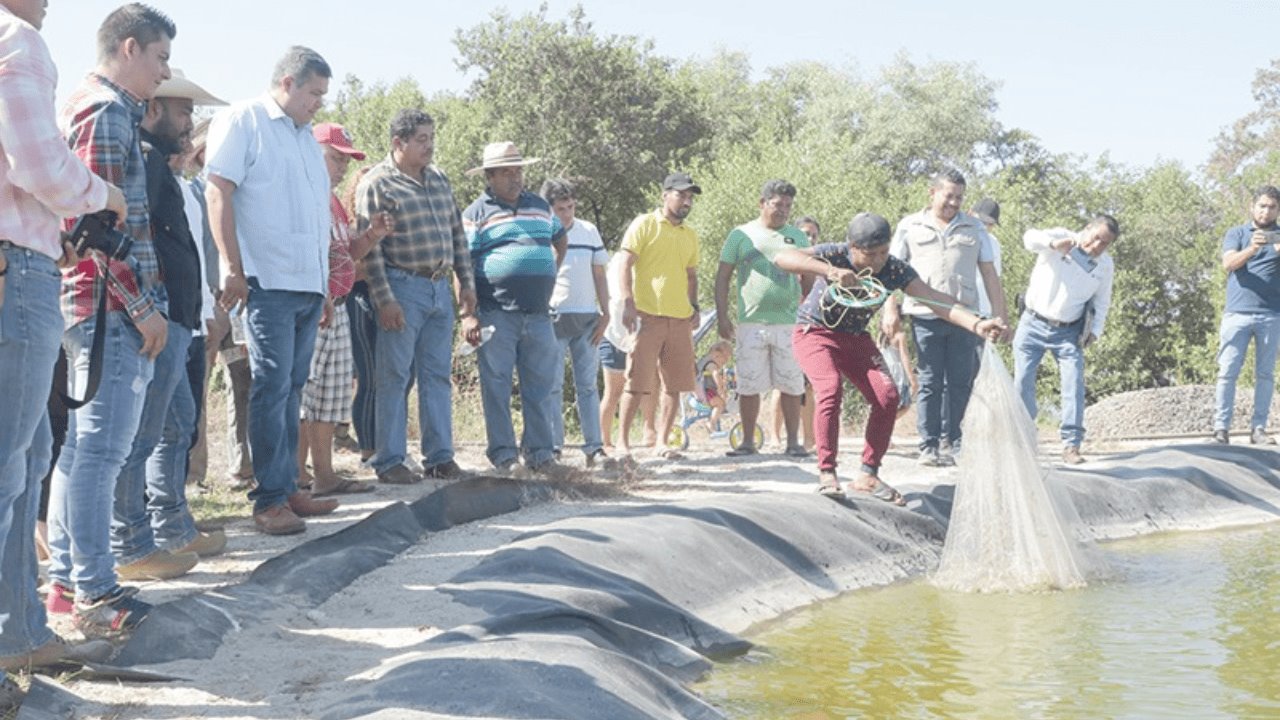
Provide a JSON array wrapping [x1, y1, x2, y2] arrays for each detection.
[[625, 313, 695, 394], [734, 323, 806, 396]]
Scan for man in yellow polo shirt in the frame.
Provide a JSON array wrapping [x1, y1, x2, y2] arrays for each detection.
[[617, 172, 701, 457]]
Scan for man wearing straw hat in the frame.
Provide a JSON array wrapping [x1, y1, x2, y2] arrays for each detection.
[[108, 68, 229, 582], [461, 141, 568, 474]]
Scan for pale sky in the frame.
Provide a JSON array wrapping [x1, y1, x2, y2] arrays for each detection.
[[38, 0, 1274, 173]]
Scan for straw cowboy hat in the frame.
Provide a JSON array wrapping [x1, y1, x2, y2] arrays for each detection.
[[465, 141, 541, 177], [154, 68, 226, 106]]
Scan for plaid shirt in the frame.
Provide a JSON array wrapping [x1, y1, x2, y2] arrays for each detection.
[[0, 8, 108, 259], [356, 157, 473, 308], [59, 72, 161, 327]]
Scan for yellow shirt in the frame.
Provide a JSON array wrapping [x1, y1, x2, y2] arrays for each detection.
[[621, 209, 700, 318]]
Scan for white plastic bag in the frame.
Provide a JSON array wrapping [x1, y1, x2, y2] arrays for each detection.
[[603, 252, 639, 352], [879, 344, 912, 411]]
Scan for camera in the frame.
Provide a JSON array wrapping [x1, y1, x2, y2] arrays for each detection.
[[68, 211, 133, 261]]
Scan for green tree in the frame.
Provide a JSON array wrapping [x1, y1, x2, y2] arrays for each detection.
[[449, 4, 712, 244]]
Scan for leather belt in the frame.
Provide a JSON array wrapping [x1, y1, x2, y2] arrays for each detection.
[[1028, 309, 1081, 328], [413, 265, 451, 281]]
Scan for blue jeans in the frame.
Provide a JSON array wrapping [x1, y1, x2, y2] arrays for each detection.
[[477, 308, 558, 467], [111, 321, 196, 565], [347, 281, 378, 453], [48, 312, 154, 601], [1013, 310, 1086, 447], [1214, 311, 1280, 431], [0, 246, 63, 665], [244, 281, 323, 513], [548, 321, 604, 455], [911, 316, 980, 448], [373, 271, 454, 472]]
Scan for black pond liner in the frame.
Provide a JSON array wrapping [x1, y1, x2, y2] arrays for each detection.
[[22, 445, 1280, 719]]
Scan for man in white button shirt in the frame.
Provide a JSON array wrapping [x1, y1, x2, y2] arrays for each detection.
[[205, 46, 339, 535], [1013, 214, 1119, 465]]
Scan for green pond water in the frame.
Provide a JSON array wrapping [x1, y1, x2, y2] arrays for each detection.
[[697, 524, 1280, 719]]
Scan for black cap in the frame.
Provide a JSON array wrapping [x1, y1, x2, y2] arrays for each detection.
[[662, 172, 702, 194], [846, 212, 892, 248], [972, 198, 1000, 226]]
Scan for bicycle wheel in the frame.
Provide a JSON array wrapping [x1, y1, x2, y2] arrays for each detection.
[[667, 425, 690, 451], [728, 423, 764, 451]]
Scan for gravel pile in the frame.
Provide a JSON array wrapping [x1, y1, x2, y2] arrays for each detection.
[[1084, 385, 1280, 439]]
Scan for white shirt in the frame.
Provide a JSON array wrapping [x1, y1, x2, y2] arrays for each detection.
[[549, 217, 608, 313], [1022, 228, 1114, 339], [204, 94, 329, 294], [179, 174, 216, 333], [975, 230, 1002, 316]]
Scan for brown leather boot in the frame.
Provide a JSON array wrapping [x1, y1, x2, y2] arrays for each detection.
[[253, 504, 305, 535], [287, 491, 338, 518]]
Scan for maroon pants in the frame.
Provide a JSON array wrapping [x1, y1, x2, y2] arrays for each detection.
[[792, 326, 899, 473]]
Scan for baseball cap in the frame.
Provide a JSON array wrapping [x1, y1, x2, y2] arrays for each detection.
[[313, 123, 366, 160], [846, 212, 892, 248], [662, 172, 702, 194], [972, 198, 1001, 225]]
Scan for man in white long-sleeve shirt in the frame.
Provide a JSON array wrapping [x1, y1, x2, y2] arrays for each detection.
[[1013, 215, 1119, 465]]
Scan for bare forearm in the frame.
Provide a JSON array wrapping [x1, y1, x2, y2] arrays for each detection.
[[206, 178, 242, 276]]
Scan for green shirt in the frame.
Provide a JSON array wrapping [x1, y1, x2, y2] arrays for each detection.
[[719, 220, 810, 325]]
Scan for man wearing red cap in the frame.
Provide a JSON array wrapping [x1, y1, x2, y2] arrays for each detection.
[[298, 123, 391, 495]]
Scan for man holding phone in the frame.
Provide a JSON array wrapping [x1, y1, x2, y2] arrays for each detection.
[[1013, 215, 1120, 465], [1212, 186, 1280, 445]]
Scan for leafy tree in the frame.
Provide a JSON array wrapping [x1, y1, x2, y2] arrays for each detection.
[[448, 4, 712, 244]]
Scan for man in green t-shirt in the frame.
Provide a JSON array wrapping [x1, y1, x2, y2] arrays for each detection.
[[714, 179, 812, 457]]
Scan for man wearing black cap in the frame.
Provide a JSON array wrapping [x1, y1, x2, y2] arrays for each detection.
[[772, 213, 1005, 499], [616, 172, 702, 457]]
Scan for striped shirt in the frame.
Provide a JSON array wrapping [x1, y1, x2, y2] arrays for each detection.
[[60, 72, 161, 326], [356, 158, 473, 308], [0, 7, 108, 260], [550, 218, 608, 314], [463, 189, 564, 314]]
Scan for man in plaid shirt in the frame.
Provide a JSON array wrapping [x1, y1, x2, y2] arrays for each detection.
[[356, 109, 478, 484], [45, 3, 175, 641], [0, 0, 127, 702]]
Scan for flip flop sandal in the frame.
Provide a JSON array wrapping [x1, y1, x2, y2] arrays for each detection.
[[311, 479, 376, 497], [725, 446, 758, 457], [659, 448, 685, 461], [817, 470, 844, 497], [851, 477, 906, 506], [785, 445, 811, 458]]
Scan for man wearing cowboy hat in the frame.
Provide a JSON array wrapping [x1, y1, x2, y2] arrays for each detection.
[[109, 68, 229, 582], [461, 141, 568, 474]]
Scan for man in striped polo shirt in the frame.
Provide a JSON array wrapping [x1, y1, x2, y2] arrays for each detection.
[[462, 142, 568, 474]]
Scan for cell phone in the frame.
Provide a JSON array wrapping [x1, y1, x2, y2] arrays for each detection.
[[1253, 229, 1280, 244], [1068, 245, 1096, 272]]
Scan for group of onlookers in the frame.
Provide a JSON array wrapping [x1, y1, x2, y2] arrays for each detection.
[[2, 1, 1277, 713]]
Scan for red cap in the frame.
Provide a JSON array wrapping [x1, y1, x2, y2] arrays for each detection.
[[313, 123, 366, 160]]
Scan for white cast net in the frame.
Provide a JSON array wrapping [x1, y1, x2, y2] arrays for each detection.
[[932, 345, 1100, 593]]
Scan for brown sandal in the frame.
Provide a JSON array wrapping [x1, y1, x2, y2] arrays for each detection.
[[817, 470, 844, 497], [850, 475, 906, 506]]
